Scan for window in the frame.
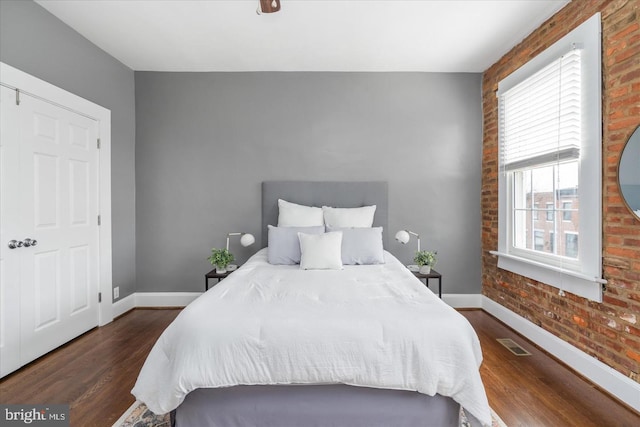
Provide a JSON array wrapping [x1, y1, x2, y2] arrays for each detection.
[[546, 202, 554, 221], [534, 230, 545, 251], [565, 232, 579, 258], [492, 14, 604, 302], [562, 201, 572, 221]]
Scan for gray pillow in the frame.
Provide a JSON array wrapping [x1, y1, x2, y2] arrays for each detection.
[[267, 225, 325, 265], [326, 226, 385, 265]]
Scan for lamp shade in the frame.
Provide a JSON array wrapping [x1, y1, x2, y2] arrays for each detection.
[[395, 230, 410, 244], [240, 233, 255, 247], [395, 229, 420, 252], [227, 232, 256, 251]]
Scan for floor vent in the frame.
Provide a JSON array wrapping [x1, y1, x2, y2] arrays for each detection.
[[497, 338, 531, 356]]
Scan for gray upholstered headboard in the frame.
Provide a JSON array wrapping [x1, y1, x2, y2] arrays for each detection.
[[262, 181, 389, 248]]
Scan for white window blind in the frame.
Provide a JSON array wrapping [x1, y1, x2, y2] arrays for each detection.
[[499, 49, 582, 171]]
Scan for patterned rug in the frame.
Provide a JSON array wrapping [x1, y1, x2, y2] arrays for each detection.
[[113, 400, 508, 427]]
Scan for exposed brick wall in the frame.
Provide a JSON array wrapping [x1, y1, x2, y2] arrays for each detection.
[[482, 0, 640, 381]]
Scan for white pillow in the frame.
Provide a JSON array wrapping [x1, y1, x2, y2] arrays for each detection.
[[322, 205, 376, 228], [278, 199, 324, 227], [298, 231, 343, 270]]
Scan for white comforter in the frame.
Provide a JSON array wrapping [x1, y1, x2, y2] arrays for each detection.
[[132, 249, 491, 426]]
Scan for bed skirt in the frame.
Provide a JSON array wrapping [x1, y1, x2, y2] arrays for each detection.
[[173, 384, 473, 427]]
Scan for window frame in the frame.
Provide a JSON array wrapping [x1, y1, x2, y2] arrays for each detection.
[[492, 13, 604, 302]]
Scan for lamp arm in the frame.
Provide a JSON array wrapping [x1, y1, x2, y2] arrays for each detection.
[[226, 232, 242, 251], [406, 230, 420, 252]]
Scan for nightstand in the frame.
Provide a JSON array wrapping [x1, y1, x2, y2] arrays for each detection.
[[205, 269, 236, 291], [413, 269, 442, 298]]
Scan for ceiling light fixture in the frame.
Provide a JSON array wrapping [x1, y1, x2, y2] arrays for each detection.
[[257, 0, 281, 15]]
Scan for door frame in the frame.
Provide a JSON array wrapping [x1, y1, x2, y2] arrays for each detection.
[[1, 62, 113, 326]]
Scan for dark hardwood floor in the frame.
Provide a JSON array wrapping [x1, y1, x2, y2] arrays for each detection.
[[0, 309, 638, 426], [462, 310, 639, 427], [0, 309, 180, 426]]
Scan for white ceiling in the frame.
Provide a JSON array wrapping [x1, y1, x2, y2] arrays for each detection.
[[35, 0, 570, 72]]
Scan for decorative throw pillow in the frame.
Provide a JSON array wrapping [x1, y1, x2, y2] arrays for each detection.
[[267, 225, 325, 265], [278, 199, 324, 227], [298, 231, 343, 270], [326, 226, 385, 265], [322, 205, 376, 228]]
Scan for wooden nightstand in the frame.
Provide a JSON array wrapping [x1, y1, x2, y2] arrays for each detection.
[[205, 268, 236, 291], [412, 269, 442, 298]]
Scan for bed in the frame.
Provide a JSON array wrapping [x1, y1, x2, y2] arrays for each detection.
[[132, 181, 491, 427]]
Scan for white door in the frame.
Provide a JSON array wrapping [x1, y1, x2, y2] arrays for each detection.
[[0, 86, 100, 374], [0, 86, 22, 376]]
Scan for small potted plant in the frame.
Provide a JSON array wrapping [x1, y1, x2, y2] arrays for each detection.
[[208, 248, 234, 274], [414, 250, 437, 274]]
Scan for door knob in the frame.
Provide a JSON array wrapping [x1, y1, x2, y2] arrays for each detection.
[[8, 240, 23, 249], [24, 238, 38, 247]]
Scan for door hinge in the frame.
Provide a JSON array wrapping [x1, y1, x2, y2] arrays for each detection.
[[97, 138, 101, 149], [15, 89, 20, 106], [98, 292, 102, 303], [98, 215, 101, 226]]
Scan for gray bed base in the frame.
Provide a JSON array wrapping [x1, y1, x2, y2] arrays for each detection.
[[174, 385, 466, 427], [173, 182, 481, 426]]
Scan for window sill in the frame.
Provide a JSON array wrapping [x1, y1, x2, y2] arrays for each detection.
[[489, 251, 604, 302]]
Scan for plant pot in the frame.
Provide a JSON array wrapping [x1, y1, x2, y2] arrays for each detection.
[[216, 266, 227, 274], [419, 265, 431, 274]]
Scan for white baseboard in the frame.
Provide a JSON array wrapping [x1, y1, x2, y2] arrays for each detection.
[[443, 293, 483, 308], [482, 296, 640, 412], [135, 292, 202, 307], [125, 293, 484, 309], [112, 292, 202, 318], [112, 293, 136, 318]]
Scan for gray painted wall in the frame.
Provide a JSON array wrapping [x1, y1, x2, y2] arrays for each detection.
[[0, 0, 137, 301], [136, 72, 482, 294]]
